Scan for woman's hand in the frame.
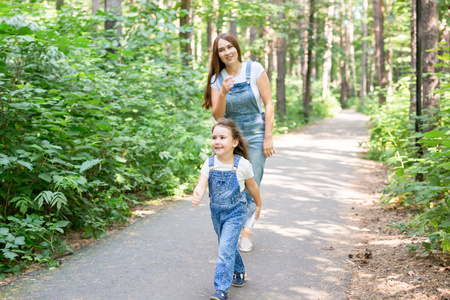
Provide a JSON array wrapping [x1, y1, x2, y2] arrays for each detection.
[[220, 76, 234, 95], [254, 206, 261, 220], [263, 136, 275, 158]]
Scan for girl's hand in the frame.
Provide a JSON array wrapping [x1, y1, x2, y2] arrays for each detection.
[[263, 136, 275, 158], [220, 76, 234, 95], [254, 206, 261, 220], [192, 190, 202, 207]]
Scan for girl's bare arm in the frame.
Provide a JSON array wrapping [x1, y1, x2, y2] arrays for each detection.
[[192, 174, 208, 206]]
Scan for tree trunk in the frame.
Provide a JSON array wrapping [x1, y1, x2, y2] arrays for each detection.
[[195, 20, 202, 63], [409, 0, 416, 116], [180, 0, 192, 66], [438, 4, 450, 73], [301, 4, 309, 104], [229, 21, 237, 37], [339, 0, 350, 106], [248, 26, 257, 61], [264, 26, 274, 83], [421, 0, 440, 129], [322, 0, 334, 100], [207, 20, 212, 53], [372, 0, 387, 104], [275, 0, 286, 116], [347, 2, 357, 97], [311, 49, 317, 80], [361, 0, 368, 105], [304, 0, 315, 122], [92, 0, 99, 14], [387, 40, 394, 95], [104, 0, 122, 36], [56, 0, 64, 10]]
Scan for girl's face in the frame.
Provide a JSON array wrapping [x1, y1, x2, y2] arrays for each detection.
[[211, 125, 238, 157], [217, 38, 238, 66]]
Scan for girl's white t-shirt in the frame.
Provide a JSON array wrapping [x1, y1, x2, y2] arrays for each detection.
[[200, 155, 254, 192], [211, 61, 265, 113]]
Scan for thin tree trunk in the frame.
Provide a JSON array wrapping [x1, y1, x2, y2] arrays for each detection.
[[248, 26, 257, 61], [229, 21, 237, 37], [301, 4, 309, 103], [276, 0, 286, 116], [347, 2, 357, 97], [92, 0, 99, 14], [409, 0, 416, 116], [104, 0, 122, 36], [180, 0, 191, 66], [304, 0, 315, 122], [207, 20, 212, 53], [195, 20, 202, 63], [264, 26, 274, 83], [228, 0, 238, 37], [276, 38, 286, 116], [421, 0, 440, 130], [369, 63, 375, 94], [56, 0, 64, 10], [387, 39, 394, 95], [297, 0, 306, 97], [311, 49, 317, 80], [322, 0, 335, 99], [361, 0, 368, 105], [372, 0, 387, 104], [339, 0, 349, 105], [438, 4, 450, 73], [344, 3, 352, 99], [163, 1, 172, 56]]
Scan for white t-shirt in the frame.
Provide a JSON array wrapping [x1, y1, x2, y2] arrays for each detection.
[[200, 155, 254, 192], [211, 61, 265, 113]]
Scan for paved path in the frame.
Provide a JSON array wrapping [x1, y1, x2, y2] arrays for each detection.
[[0, 109, 370, 300]]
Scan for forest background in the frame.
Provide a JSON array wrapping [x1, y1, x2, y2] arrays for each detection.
[[0, 0, 449, 281]]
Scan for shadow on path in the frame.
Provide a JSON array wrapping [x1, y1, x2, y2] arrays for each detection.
[[0, 109, 370, 300]]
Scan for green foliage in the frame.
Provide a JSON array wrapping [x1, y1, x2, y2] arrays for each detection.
[[365, 46, 450, 253], [273, 75, 341, 134], [0, 213, 71, 280], [0, 1, 210, 278]]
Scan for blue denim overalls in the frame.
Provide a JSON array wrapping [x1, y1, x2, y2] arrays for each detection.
[[209, 154, 247, 292], [219, 61, 266, 228]]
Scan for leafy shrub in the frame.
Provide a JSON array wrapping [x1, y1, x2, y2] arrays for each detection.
[[365, 46, 450, 253], [0, 1, 210, 278]]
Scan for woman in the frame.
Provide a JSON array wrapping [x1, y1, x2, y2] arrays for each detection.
[[202, 32, 275, 253]]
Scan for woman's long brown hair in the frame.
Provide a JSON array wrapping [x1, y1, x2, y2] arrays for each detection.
[[212, 118, 250, 161], [202, 33, 242, 110]]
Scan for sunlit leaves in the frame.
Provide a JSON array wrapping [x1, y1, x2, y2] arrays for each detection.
[[79, 159, 103, 174], [0, 0, 210, 277]]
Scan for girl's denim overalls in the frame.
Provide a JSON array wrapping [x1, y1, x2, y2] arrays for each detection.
[[219, 61, 266, 228], [209, 155, 247, 292]]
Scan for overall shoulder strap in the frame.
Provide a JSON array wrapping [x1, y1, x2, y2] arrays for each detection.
[[245, 61, 252, 83], [218, 71, 224, 85], [233, 155, 241, 168], [208, 155, 215, 173]]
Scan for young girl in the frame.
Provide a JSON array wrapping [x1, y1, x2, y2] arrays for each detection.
[[192, 118, 262, 300]]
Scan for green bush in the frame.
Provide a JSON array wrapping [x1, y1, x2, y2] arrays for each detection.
[[365, 47, 450, 253], [0, 1, 210, 278]]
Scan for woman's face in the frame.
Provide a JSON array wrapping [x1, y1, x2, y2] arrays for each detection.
[[217, 38, 238, 67]]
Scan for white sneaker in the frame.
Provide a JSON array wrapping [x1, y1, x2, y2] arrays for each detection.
[[239, 237, 253, 252]]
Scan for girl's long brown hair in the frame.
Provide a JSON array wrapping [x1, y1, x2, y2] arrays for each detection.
[[213, 118, 250, 161], [202, 33, 242, 109]]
